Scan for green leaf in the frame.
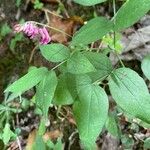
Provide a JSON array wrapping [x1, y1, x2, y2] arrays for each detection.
[[105, 113, 119, 138], [34, 0, 43, 10], [3, 123, 11, 145], [16, 0, 21, 7], [0, 23, 12, 37], [53, 74, 74, 105], [32, 135, 46, 150], [36, 70, 57, 118], [73, 0, 106, 6], [71, 17, 113, 46], [84, 52, 113, 82], [0, 105, 6, 111], [109, 67, 150, 124], [67, 52, 96, 74], [10, 33, 23, 51], [5, 67, 47, 94], [84, 52, 112, 70], [144, 138, 150, 149], [40, 44, 70, 62], [114, 0, 150, 31], [38, 118, 46, 135], [73, 76, 108, 148], [137, 120, 150, 129], [141, 54, 150, 80], [54, 138, 63, 150], [46, 139, 55, 149], [6, 93, 22, 103], [75, 74, 92, 93], [3, 123, 16, 145]]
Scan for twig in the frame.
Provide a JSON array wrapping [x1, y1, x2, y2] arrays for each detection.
[[29, 45, 38, 63], [16, 137, 22, 150], [51, 60, 67, 70], [97, 41, 103, 53], [45, 10, 50, 24], [42, 8, 63, 18], [90, 42, 94, 51]]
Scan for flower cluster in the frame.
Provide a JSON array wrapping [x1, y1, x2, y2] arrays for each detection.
[[14, 22, 51, 45]]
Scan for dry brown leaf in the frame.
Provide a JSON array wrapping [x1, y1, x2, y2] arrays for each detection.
[[48, 14, 74, 44], [68, 117, 76, 125], [43, 130, 62, 142], [66, 16, 84, 25], [26, 129, 37, 150], [26, 129, 62, 149], [48, 13, 83, 44]]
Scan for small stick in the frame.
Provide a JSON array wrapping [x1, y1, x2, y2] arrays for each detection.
[[29, 45, 38, 63], [42, 8, 63, 18], [16, 137, 22, 150]]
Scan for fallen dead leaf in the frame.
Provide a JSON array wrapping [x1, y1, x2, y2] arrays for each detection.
[[43, 130, 62, 142], [48, 13, 83, 44], [49, 14, 74, 43], [26, 129, 62, 149]]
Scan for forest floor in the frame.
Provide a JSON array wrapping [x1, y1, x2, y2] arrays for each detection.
[[0, 0, 150, 149]]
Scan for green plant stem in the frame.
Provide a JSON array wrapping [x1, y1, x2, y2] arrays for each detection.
[[112, 0, 125, 67], [93, 75, 108, 85], [113, 0, 116, 48], [116, 53, 125, 67], [51, 60, 67, 70]]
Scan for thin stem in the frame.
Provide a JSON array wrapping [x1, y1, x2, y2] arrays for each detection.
[[51, 60, 67, 70], [97, 41, 103, 53], [116, 53, 125, 67], [17, 136, 22, 150], [113, 0, 116, 22], [113, 0, 116, 48], [27, 21, 72, 38], [92, 66, 117, 85], [45, 10, 50, 24], [112, 0, 125, 67], [42, 8, 63, 18], [108, 45, 125, 68], [29, 45, 38, 63], [93, 75, 108, 85]]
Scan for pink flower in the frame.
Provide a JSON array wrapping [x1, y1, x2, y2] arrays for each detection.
[[39, 27, 51, 44], [14, 24, 24, 33], [13, 22, 51, 45]]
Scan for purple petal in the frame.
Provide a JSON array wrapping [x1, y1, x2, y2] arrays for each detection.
[[39, 28, 46, 44], [42, 27, 51, 44], [39, 27, 51, 45], [26, 23, 33, 36], [30, 27, 39, 39]]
